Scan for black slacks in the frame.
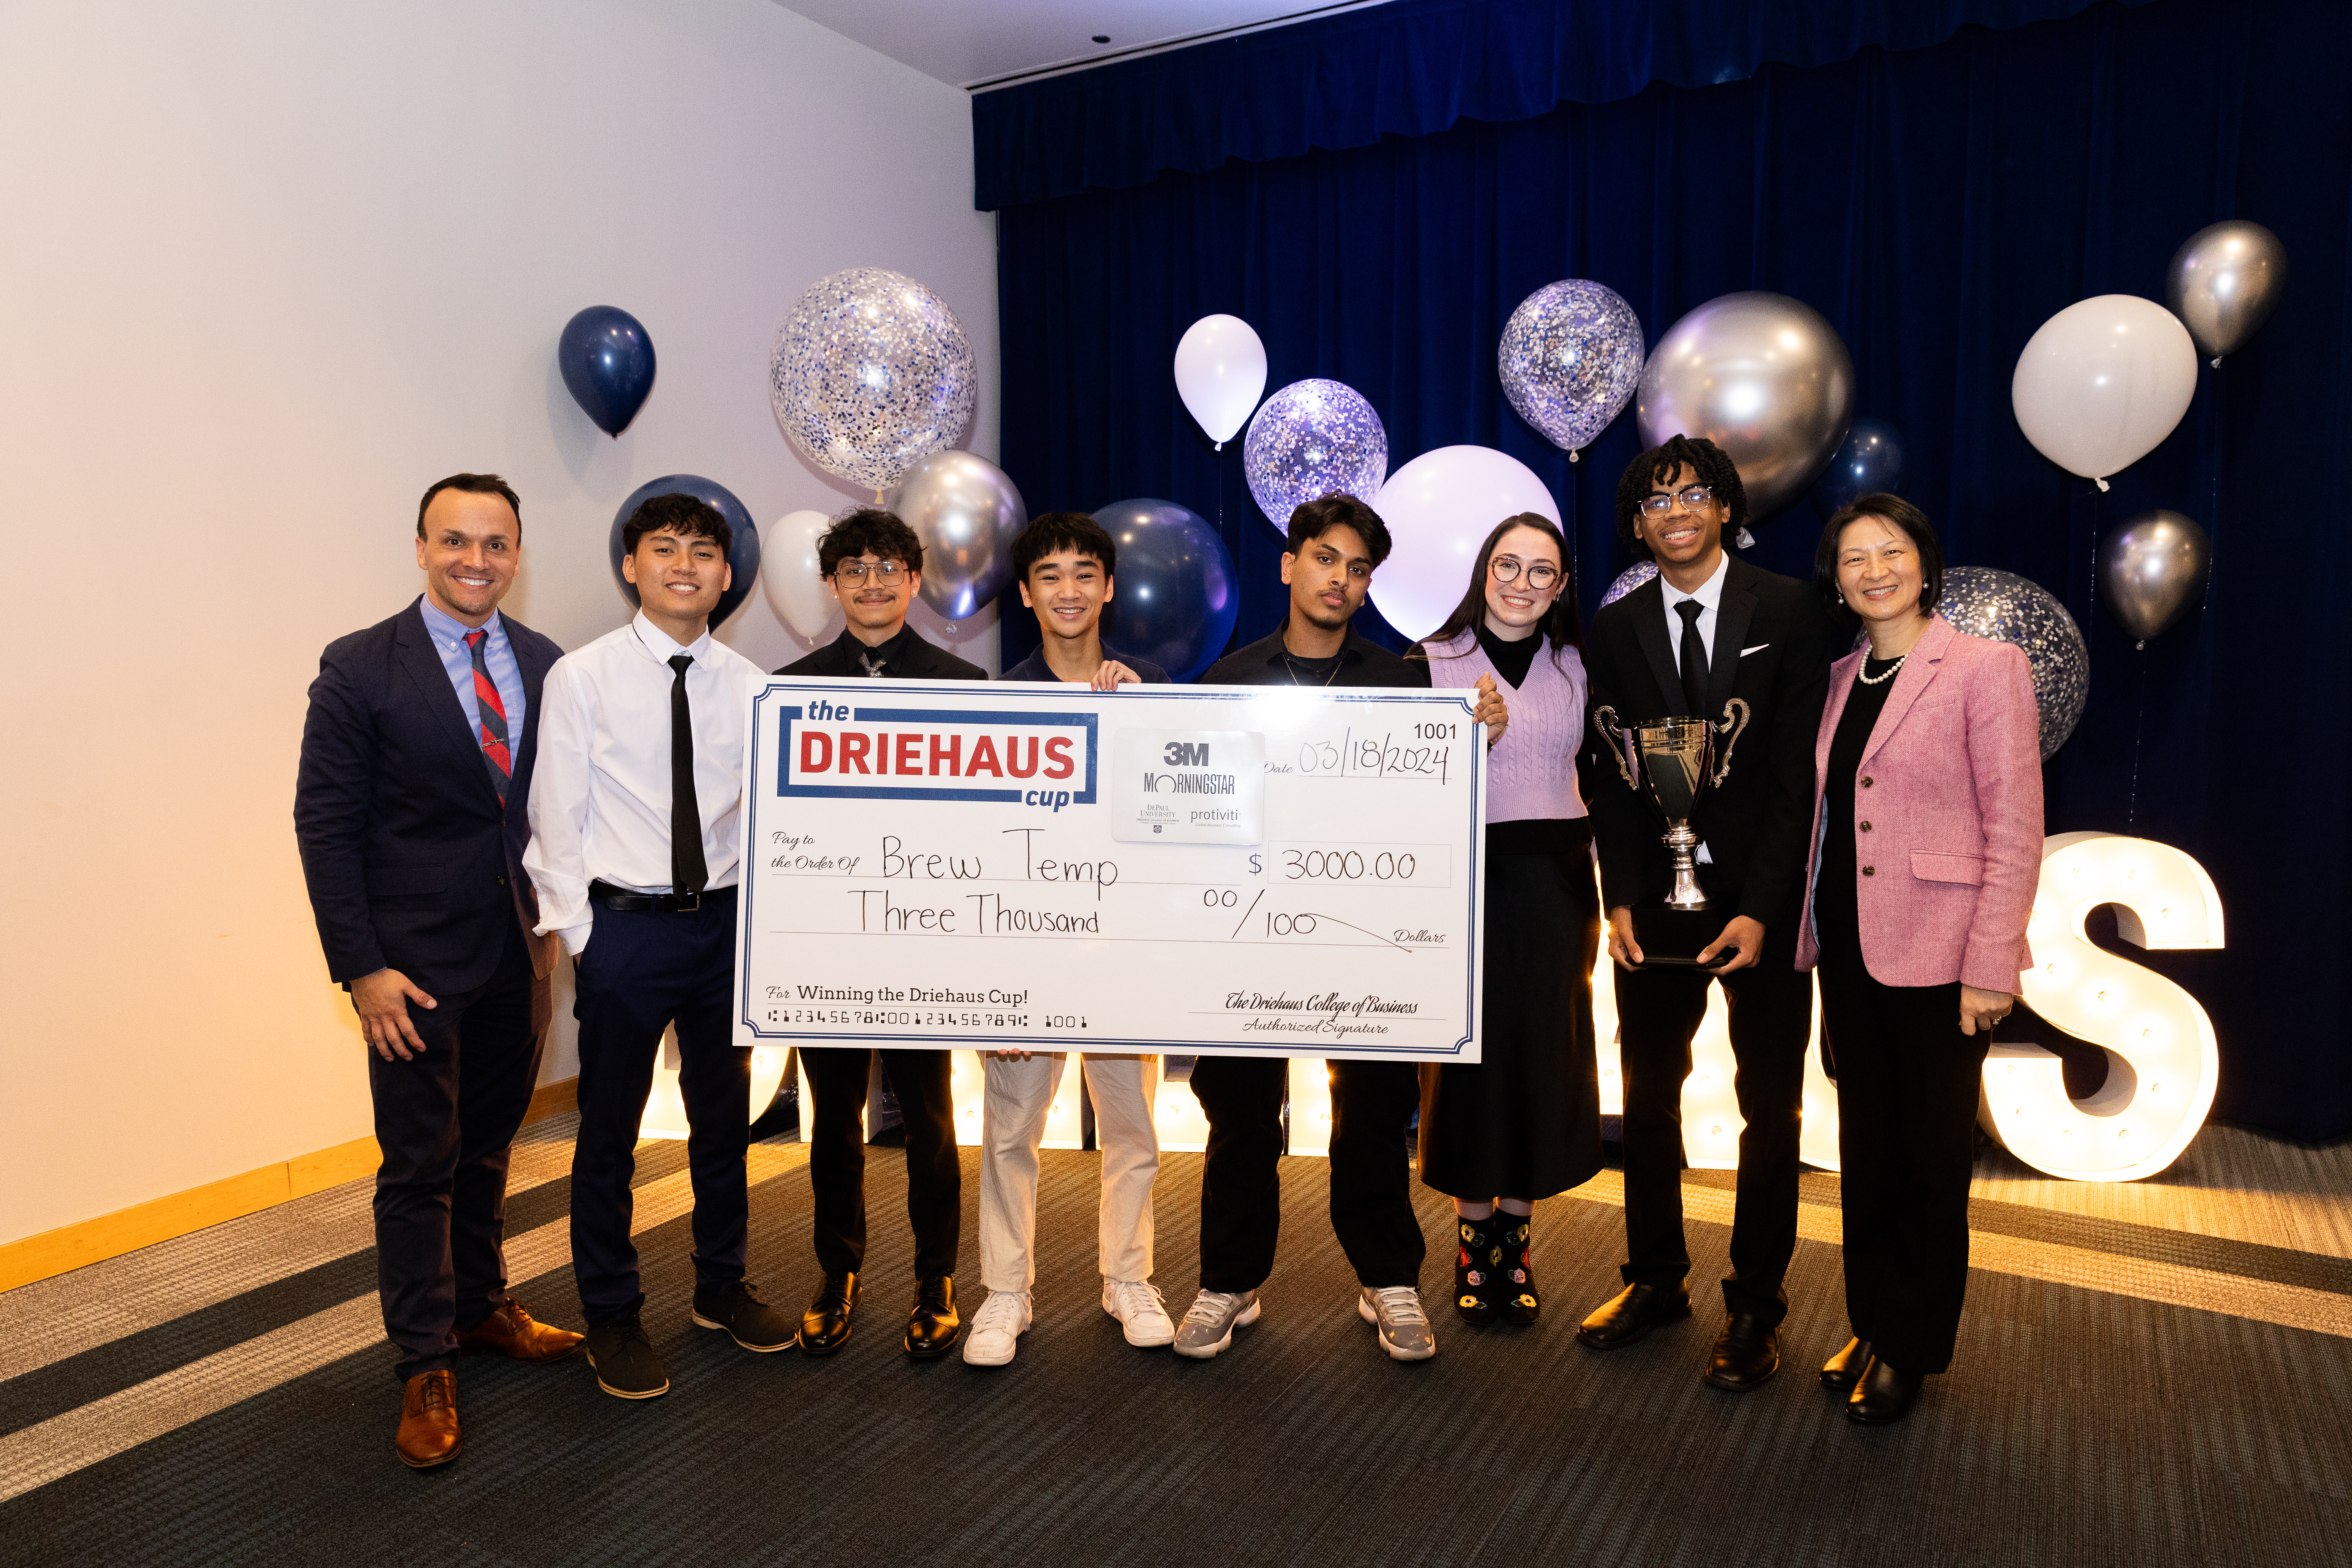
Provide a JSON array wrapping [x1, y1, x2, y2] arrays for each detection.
[[800, 1047, 961, 1281], [570, 891, 749, 1325], [1615, 956, 1812, 1324], [368, 914, 549, 1383], [1189, 1056, 1423, 1293], [1817, 946, 1989, 1374]]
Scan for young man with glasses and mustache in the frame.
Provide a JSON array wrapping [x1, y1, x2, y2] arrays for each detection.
[[775, 509, 985, 1359], [1575, 435, 1832, 1394]]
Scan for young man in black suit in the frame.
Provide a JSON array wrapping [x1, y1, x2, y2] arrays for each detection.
[[1575, 435, 1832, 1392], [775, 508, 985, 1359], [1172, 494, 1507, 1365], [294, 474, 582, 1470]]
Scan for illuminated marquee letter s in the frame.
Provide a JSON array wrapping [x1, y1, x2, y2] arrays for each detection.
[[1981, 832, 2223, 1181]]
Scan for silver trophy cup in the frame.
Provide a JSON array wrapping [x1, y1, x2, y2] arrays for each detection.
[[1593, 701, 1752, 922]]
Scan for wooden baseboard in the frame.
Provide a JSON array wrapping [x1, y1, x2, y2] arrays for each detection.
[[0, 1075, 581, 1294]]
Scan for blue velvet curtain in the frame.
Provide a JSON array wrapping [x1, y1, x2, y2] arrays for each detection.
[[990, 0, 2352, 1138]]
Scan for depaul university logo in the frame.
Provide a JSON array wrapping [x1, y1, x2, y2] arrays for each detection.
[[775, 698, 1098, 811]]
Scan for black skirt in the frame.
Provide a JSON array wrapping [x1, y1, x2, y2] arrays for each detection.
[[1417, 835, 1605, 1200]]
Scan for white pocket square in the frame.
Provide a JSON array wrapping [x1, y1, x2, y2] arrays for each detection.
[[1740, 643, 1769, 655]]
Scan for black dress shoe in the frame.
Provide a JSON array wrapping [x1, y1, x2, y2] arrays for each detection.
[[1702, 1313, 1780, 1391], [1846, 1357, 1924, 1425], [1820, 1336, 1873, 1390], [905, 1276, 963, 1359], [798, 1271, 858, 1356], [1575, 1281, 1691, 1350]]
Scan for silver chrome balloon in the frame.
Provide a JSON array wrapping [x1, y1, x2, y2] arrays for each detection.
[[2165, 220, 2288, 365], [2098, 510, 2211, 644], [1637, 292, 1855, 523], [1935, 566, 2089, 760], [769, 268, 978, 493], [886, 450, 1027, 621]]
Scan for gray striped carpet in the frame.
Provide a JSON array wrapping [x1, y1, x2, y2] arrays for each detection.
[[3, 1139, 2348, 1566]]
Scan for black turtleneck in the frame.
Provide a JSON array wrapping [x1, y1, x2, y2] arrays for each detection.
[[1475, 621, 1544, 688]]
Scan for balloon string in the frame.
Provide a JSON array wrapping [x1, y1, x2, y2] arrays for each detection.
[[2127, 644, 2147, 827], [2204, 360, 2223, 618]]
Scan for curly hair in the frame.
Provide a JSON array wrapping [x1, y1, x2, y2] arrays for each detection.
[[1612, 434, 1746, 559], [817, 508, 923, 576]]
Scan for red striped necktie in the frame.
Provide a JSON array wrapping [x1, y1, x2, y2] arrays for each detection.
[[463, 630, 513, 803]]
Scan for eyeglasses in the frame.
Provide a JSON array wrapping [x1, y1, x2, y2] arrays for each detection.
[[831, 560, 907, 585], [1637, 484, 1715, 519], [1489, 556, 1561, 590]]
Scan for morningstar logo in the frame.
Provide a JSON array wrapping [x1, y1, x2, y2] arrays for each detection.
[[776, 701, 1098, 810]]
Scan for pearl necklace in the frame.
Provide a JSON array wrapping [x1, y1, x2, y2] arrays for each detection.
[[1856, 652, 1906, 686]]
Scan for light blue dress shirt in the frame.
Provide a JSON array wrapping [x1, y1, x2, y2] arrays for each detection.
[[418, 595, 527, 746]]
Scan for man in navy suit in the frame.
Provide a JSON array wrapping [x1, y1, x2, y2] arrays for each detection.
[[295, 474, 583, 1470]]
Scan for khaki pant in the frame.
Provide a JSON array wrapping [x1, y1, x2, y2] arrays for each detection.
[[979, 1053, 1160, 1293]]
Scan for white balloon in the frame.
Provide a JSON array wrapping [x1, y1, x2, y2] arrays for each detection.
[[2011, 295, 2198, 488], [1173, 314, 1268, 448], [1368, 446, 1561, 643], [759, 509, 842, 641]]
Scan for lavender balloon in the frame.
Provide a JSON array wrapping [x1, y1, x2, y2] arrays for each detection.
[[1241, 379, 1388, 528], [1597, 560, 1658, 610], [1499, 280, 1645, 457]]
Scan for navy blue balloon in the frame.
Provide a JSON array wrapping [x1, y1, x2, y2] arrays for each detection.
[[608, 474, 762, 629], [1090, 499, 1240, 682], [560, 306, 657, 436], [1808, 417, 1907, 519]]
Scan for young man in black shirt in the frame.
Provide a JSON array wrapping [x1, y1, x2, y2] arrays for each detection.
[[1174, 494, 1506, 1363], [775, 509, 985, 1359]]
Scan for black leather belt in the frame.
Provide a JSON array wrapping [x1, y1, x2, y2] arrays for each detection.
[[588, 879, 732, 914]]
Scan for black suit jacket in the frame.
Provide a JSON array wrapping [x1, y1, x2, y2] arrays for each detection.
[[776, 626, 987, 682], [1582, 555, 1833, 939], [294, 597, 563, 993]]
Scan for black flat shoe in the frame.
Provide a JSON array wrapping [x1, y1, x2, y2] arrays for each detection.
[[1575, 1281, 1691, 1351], [1702, 1313, 1780, 1392], [1846, 1357, 1924, 1425], [798, 1271, 858, 1356], [1453, 1216, 1500, 1327], [1820, 1336, 1873, 1390], [905, 1275, 964, 1359], [1497, 1215, 1540, 1327]]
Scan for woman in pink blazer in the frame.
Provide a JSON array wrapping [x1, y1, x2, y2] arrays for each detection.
[[1796, 494, 2042, 1426]]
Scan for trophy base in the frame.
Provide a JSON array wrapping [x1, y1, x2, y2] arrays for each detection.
[[1631, 904, 1727, 967]]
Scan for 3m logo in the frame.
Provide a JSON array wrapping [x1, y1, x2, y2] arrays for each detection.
[[1163, 742, 1210, 767], [775, 703, 1098, 807]]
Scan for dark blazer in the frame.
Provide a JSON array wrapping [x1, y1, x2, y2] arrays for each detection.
[[294, 597, 563, 994], [1581, 554, 1833, 936], [1200, 622, 1431, 689], [777, 626, 987, 682]]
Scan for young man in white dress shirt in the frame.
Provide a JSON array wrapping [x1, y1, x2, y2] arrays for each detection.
[[524, 493, 793, 1399], [965, 513, 1176, 1367]]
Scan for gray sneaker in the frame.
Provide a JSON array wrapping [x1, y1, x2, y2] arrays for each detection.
[[1359, 1285, 1437, 1361], [1171, 1288, 1261, 1359]]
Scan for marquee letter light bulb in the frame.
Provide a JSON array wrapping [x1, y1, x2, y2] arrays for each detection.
[[1985, 831, 2223, 1181]]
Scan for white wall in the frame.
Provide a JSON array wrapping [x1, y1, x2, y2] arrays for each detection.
[[0, 0, 998, 1243]]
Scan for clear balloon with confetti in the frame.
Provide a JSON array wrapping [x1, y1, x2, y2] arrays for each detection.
[[769, 267, 976, 493], [1241, 379, 1388, 529]]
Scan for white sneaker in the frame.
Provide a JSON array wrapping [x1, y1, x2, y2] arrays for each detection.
[[962, 1289, 1031, 1367], [1103, 1278, 1175, 1348], [1359, 1285, 1437, 1361]]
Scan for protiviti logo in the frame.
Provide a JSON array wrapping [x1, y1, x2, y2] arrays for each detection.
[[777, 700, 1098, 810]]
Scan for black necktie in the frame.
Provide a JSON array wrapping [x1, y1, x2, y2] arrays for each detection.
[[1675, 599, 1709, 717], [668, 654, 708, 895]]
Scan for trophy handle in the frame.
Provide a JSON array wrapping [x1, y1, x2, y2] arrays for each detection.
[[1591, 705, 1638, 791], [1708, 698, 1752, 788]]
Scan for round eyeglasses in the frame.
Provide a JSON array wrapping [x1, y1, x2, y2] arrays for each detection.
[[1489, 556, 1561, 590], [831, 560, 907, 585], [1637, 484, 1716, 519]]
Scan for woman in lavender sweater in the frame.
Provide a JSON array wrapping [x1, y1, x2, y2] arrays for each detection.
[[1411, 513, 1603, 1329]]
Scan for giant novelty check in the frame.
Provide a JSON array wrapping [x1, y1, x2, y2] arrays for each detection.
[[731, 679, 1487, 1062]]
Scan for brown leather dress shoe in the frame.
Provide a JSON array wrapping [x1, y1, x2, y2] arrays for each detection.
[[452, 1296, 584, 1363], [396, 1370, 461, 1469]]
